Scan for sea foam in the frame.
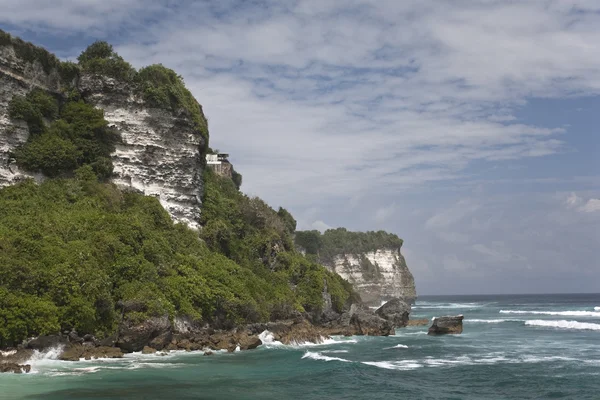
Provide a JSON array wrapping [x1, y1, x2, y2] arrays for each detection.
[[302, 351, 351, 363], [384, 344, 409, 349], [595, 307, 600, 311], [500, 310, 600, 317], [525, 320, 600, 331], [466, 319, 519, 324]]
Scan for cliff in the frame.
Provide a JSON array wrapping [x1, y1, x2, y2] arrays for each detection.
[[295, 228, 417, 306], [0, 32, 206, 228], [0, 32, 361, 351]]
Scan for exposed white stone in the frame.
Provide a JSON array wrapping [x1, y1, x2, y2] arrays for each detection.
[[0, 42, 206, 230], [324, 248, 416, 306]]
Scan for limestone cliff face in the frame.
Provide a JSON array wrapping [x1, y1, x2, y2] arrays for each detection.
[[0, 42, 206, 228], [0, 45, 62, 187], [78, 74, 205, 229], [323, 248, 416, 306]]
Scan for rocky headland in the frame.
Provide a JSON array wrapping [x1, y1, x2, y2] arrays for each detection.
[[0, 30, 421, 373]]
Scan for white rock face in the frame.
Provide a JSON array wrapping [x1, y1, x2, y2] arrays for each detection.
[[79, 74, 205, 229], [324, 249, 416, 306], [0, 42, 206, 229], [0, 45, 59, 187]]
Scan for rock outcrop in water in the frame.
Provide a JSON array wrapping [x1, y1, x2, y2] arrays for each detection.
[[428, 315, 464, 335], [375, 298, 411, 328]]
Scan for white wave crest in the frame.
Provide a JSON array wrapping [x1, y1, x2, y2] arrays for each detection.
[[322, 350, 349, 354], [525, 320, 600, 331], [500, 310, 600, 317], [414, 302, 485, 309], [466, 319, 519, 324], [595, 307, 600, 311], [362, 360, 422, 370], [27, 346, 64, 362], [301, 351, 351, 363], [258, 330, 358, 348], [384, 344, 409, 349]]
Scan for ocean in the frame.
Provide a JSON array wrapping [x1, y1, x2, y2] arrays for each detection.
[[1, 293, 599, 400]]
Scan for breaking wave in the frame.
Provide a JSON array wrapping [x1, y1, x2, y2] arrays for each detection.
[[525, 320, 600, 331], [595, 307, 600, 311], [362, 361, 422, 370], [301, 351, 351, 363], [413, 302, 486, 309], [500, 310, 600, 317], [466, 319, 520, 324], [384, 344, 409, 349], [258, 330, 358, 348]]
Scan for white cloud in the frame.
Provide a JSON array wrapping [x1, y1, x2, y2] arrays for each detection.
[[580, 198, 600, 213]]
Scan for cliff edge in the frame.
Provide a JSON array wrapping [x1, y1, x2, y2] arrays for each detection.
[[295, 228, 417, 306], [0, 32, 206, 228]]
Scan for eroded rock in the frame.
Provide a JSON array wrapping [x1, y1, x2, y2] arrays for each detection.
[[428, 315, 464, 335]]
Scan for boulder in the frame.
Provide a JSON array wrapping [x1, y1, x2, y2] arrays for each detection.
[[116, 315, 171, 352], [236, 333, 262, 350], [0, 363, 31, 373], [428, 315, 464, 335], [141, 346, 156, 354], [68, 331, 84, 344], [325, 304, 394, 336], [26, 335, 68, 351], [375, 298, 411, 328]]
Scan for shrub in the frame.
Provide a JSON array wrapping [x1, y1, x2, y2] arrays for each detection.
[[78, 41, 136, 81], [137, 64, 209, 139], [14, 133, 78, 177]]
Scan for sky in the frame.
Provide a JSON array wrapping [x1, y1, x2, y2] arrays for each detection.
[[1, 0, 598, 295]]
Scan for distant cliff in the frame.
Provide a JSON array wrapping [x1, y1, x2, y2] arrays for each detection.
[[295, 228, 417, 306], [0, 32, 206, 228]]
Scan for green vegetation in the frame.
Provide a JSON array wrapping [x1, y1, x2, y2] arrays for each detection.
[[8, 90, 118, 179], [0, 31, 356, 348], [136, 64, 209, 139], [0, 176, 355, 346], [2, 31, 209, 141], [77, 41, 136, 82], [296, 228, 404, 264]]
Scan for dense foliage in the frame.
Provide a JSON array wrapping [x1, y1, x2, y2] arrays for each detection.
[[296, 228, 404, 264], [200, 170, 354, 314], [0, 32, 357, 348], [0, 175, 355, 346], [8, 89, 118, 179], [77, 41, 136, 82], [136, 64, 209, 139]]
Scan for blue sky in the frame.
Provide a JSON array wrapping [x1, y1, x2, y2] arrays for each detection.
[[2, 0, 598, 295]]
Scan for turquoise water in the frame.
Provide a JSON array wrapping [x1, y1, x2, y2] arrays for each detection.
[[2, 294, 599, 399]]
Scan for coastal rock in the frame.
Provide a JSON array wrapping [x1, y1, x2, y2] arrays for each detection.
[[142, 346, 156, 354], [236, 333, 262, 351], [325, 304, 394, 336], [375, 298, 411, 328], [428, 315, 464, 335], [59, 344, 124, 361], [407, 318, 429, 327], [0, 363, 31, 374], [26, 335, 68, 351], [117, 315, 171, 352]]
